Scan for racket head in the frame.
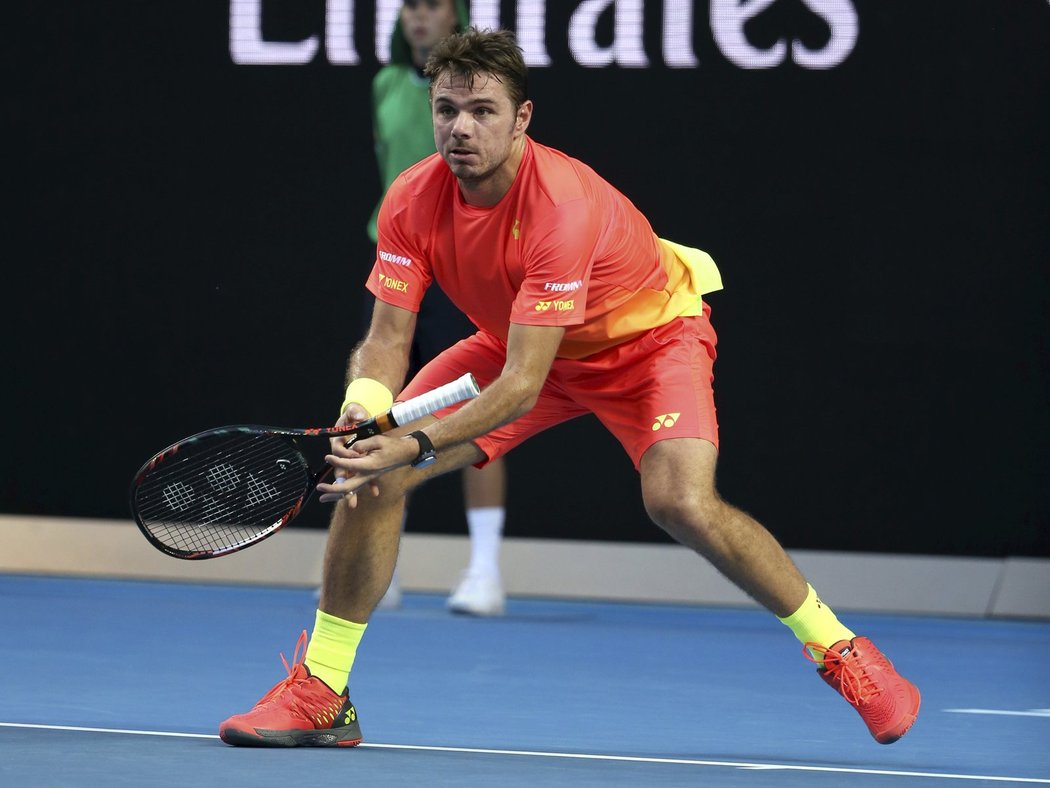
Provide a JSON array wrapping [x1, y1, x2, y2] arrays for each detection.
[[129, 426, 325, 560]]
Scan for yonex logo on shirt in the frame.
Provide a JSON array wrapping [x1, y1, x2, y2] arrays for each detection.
[[379, 250, 412, 267], [377, 273, 409, 293], [535, 299, 574, 312]]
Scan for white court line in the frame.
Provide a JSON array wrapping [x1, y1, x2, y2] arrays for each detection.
[[1, 722, 1048, 784], [945, 709, 1050, 718]]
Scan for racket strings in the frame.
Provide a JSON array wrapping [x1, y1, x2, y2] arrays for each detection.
[[134, 433, 312, 555], [139, 431, 297, 489]]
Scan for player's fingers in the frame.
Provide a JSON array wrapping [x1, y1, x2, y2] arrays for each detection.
[[329, 434, 376, 460], [324, 441, 383, 470], [344, 404, 370, 423], [317, 477, 360, 504]]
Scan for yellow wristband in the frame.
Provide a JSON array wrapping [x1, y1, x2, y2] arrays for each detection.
[[339, 378, 393, 419]]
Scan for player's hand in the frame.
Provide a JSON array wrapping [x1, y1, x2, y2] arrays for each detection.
[[320, 404, 376, 507], [331, 404, 374, 461], [318, 433, 416, 506]]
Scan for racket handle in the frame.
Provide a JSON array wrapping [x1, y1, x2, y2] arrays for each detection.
[[389, 373, 481, 427]]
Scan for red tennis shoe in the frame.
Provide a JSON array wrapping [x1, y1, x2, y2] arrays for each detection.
[[219, 631, 363, 747], [807, 636, 921, 744]]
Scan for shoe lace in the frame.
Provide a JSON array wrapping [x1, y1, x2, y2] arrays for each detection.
[[255, 630, 310, 707], [256, 630, 345, 726], [804, 641, 881, 704]]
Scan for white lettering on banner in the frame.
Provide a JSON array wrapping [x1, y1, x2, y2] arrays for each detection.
[[379, 250, 412, 267], [327, 0, 360, 65], [229, 0, 318, 65], [570, 0, 649, 68], [461, 0, 553, 66], [229, 0, 858, 71], [710, 0, 859, 69], [664, 0, 700, 68], [792, 0, 858, 69], [518, 0, 552, 66], [374, 0, 400, 64]]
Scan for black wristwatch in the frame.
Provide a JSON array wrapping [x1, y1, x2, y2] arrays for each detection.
[[407, 430, 437, 468]]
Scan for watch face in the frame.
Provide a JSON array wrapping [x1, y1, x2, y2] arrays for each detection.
[[414, 453, 437, 468]]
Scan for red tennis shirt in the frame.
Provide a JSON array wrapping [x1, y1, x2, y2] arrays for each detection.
[[368, 137, 719, 359]]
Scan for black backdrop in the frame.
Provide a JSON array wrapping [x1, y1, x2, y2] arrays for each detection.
[[5, 1, 1048, 556]]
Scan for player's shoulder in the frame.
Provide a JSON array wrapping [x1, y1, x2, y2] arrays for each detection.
[[384, 153, 450, 212], [526, 139, 605, 207]]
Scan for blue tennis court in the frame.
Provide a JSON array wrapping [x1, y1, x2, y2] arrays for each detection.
[[1, 574, 1047, 786]]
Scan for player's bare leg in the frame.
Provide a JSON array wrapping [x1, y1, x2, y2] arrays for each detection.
[[318, 488, 407, 623], [639, 436, 920, 743], [639, 437, 807, 617], [321, 440, 487, 622], [220, 440, 484, 748]]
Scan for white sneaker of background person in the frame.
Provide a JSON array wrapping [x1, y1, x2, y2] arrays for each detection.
[[447, 506, 505, 616]]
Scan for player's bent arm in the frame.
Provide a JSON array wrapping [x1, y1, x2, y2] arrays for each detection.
[[424, 323, 565, 452], [343, 299, 418, 412], [318, 323, 562, 495]]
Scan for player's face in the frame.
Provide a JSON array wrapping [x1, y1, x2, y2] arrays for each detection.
[[400, 0, 457, 57], [431, 71, 533, 204]]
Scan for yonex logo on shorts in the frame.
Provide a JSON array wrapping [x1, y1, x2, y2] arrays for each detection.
[[379, 250, 412, 267], [652, 413, 681, 431]]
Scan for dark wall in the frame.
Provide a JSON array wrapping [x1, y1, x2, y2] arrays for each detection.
[[5, 2, 1048, 556]]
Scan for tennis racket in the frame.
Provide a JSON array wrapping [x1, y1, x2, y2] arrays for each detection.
[[130, 373, 479, 560]]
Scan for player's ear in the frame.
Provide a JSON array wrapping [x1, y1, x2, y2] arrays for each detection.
[[515, 100, 533, 136]]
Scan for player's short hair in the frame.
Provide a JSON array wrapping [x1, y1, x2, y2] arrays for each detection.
[[425, 27, 529, 108]]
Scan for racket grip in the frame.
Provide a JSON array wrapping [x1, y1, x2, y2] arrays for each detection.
[[389, 373, 480, 427]]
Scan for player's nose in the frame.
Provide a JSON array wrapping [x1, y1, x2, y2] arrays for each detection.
[[451, 111, 473, 137]]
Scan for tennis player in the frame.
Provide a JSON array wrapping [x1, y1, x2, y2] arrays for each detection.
[[220, 27, 921, 748], [367, 0, 508, 616]]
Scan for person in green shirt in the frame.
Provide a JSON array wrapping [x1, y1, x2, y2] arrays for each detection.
[[368, 0, 507, 616]]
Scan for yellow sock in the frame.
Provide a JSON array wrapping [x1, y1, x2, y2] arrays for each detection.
[[778, 584, 855, 665], [304, 609, 367, 693]]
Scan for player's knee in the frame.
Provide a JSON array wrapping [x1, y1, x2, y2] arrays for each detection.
[[375, 465, 424, 502], [643, 488, 725, 547]]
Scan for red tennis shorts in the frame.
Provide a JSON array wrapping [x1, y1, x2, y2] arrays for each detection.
[[398, 307, 719, 470]]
